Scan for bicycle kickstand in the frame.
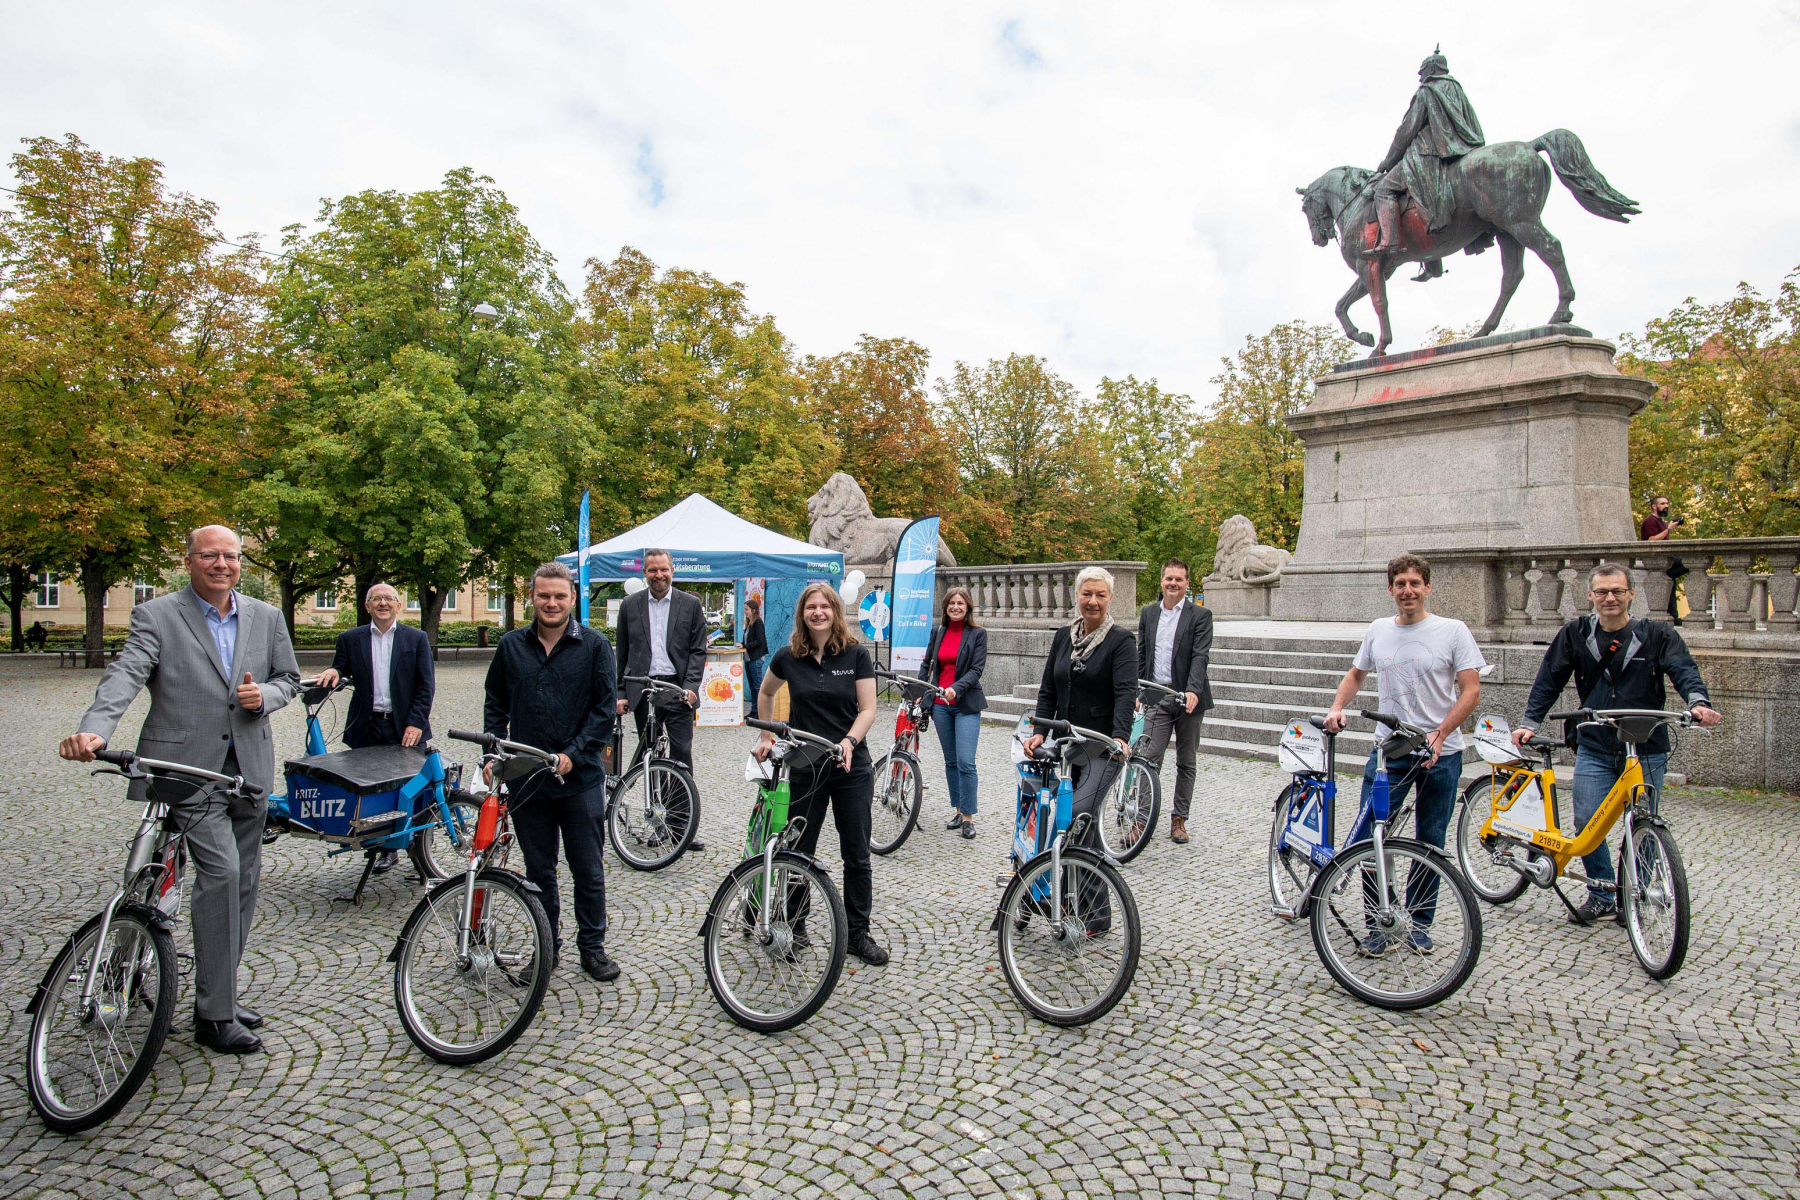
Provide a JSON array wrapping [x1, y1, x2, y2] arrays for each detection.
[[1550, 880, 1591, 925], [333, 849, 380, 907]]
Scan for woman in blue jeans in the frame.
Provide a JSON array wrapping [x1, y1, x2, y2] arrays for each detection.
[[918, 587, 987, 839]]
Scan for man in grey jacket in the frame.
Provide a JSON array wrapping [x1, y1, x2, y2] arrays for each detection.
[[60, 525, 300, 1054]]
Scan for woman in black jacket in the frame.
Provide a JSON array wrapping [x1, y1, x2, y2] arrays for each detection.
[[918, 586, 988, 839], [742, 597, 768, 701]]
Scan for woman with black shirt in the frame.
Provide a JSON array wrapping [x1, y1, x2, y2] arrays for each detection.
[[1022, 567, 1137, 928], [754, 582, 888, 965], [742, 597, 768, 702]]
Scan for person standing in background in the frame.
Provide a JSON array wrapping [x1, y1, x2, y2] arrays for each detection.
[[919, 586, 987, 839], [742, 596, 768, 704], [1640, 495, 1688, 625], [1135, 559, 1213, 845], [615, 549, 708, 851]]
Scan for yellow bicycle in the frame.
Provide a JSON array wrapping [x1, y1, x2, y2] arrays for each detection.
[[1455, 708, 1698, 979]]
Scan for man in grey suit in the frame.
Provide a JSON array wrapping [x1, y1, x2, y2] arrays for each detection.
[[1136, 558, 1214, 845], [60, 525, 300, 1054]]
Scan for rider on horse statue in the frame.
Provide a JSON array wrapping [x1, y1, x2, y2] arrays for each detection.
[[1366, 48, 1486, 274]]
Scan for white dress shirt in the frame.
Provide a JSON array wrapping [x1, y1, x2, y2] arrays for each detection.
[[647, 591, 675, 676], [369, 621, 396, 714], [1154, 598, 1184, 687]]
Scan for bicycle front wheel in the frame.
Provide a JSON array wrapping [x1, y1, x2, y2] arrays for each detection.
[[997, 850, 1140, 1025], [408, 788, 483, 882], [1308, 838, 1481, 1011], [609, 760, 700, 871], [393, 871, 553, 1065], [27, 908, 177, 1133], [869, 749, 922, 856], [1098, 757, 1159, 864], [1621, 821, 1690, 979], [1268, 784, 1318, 917], [703, 852, 847, 1033], [1454, 778, 1531, 905]]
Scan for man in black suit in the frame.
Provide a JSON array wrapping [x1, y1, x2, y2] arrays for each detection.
[[1136, 558, 1213, 845], [614, 549, 708, 851], [317, 581, 435, 871]]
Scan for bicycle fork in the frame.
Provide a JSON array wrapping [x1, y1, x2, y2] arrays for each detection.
[[78, 804, 164, 1013], [754, 815, 809, 943]]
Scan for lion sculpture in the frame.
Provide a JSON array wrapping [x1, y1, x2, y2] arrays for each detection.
[[1207, 514, 1290, 585], [806, 473, 958, 567]]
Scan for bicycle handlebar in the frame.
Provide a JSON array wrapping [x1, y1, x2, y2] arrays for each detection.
[[448, 728, 561, 764], [95, 748, 133, 766], [623, 674, 689, 693], [1359, 708, 1428, 736], [1137, 679, 1178, 698], [93, 748, 268, 799], [1025, 715, 1121, 751], [745, 717, 840, 751]]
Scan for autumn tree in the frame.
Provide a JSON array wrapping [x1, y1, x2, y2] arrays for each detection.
[[1187, 321, 1353, 567], [1621, 267, 1800, 538], [1092, 374, 1202, 568], [0, 135, 268, 664]]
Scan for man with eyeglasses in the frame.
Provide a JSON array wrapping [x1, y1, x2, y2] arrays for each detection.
[[1512, 563, 1721, 924], [60, 526, 300, 1054]]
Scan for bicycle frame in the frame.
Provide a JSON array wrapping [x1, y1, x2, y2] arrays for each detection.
[[1478, 743, 1651, 879]]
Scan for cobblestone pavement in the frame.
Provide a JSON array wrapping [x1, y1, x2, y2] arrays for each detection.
[[1, 661, 1796, 1199]]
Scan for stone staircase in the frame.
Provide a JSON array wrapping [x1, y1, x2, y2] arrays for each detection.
[[982, 626, 1381, 769]]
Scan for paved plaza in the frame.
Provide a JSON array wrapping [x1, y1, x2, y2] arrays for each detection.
[[0, 661, 1796, 1199]]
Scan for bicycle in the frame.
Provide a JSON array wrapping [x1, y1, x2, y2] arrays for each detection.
[[867, 667, 951, 855], [696, 717, 848, 1033], [26, 749, 263, 1132], [1092, 680, 1172, 864], [606, 675, 702, 871], [265, 677, 476, 901], [1456, 708, 1699, 979], [387, 729, 555, 1065], [989, 715, 1141, 1025], [1279, 710, 1482, 1010]]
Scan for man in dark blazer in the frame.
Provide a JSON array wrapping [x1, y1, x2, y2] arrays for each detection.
[[613, 549, 708, 850], [1137, 558, 1214, 845], [317, 581, 435, 871]]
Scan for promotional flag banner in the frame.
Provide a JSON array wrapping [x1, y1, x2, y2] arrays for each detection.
[[578, 490, 591, 624], [889, 517, 940, 672]]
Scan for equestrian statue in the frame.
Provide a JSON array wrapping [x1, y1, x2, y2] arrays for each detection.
[[1297, 47, 1640, 357]]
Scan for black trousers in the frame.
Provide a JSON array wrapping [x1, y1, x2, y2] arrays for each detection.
[[631, 680, 694, 769], [364, 711, 401, 747], [1067, 748, 1120, 934], [788, 760, 874, 937], [509, 780, 608, 955]]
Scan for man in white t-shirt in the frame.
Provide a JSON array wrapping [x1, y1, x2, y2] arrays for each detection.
[[1323, 553, 1486, 954]]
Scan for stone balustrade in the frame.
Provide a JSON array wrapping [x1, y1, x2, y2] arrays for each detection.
[[940, 561, 1146, 627]]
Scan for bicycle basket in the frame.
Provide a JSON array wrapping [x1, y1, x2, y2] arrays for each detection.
[[1472, 713, 1523, 766], [1277, 717, 1327, 775], [281, 745, 432, 841]]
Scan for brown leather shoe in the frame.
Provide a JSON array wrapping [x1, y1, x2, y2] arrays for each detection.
[[1170, 817, 1190, 845]]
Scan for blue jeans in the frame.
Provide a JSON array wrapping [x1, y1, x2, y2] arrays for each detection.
[[931, 705, 981, 815], [1572, 749, 1667, 901], [1359, 748, 1462, 927], [744, 655, 765, 708]]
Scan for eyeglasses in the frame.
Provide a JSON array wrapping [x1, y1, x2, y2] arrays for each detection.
[[1589, 588, 1632, 599], [192, 551, 240, 564]]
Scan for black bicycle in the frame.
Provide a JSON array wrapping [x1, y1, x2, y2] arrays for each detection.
[[607, 675, 702, 870], [26, 750, 263, 1132]]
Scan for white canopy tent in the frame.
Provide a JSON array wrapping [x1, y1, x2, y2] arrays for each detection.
[[558, 494, 844, 583]]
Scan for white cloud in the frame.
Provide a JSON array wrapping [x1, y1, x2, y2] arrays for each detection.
[[4, 1, 1798, 404]]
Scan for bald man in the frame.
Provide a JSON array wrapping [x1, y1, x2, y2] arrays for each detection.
[[61, 525, 300, 1055]]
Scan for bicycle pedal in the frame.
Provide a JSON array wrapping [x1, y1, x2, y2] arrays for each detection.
[[176, 951, 195, 978]]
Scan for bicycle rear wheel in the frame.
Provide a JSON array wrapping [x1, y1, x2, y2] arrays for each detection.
[[609, 760, 700, 871], [26, 908, 177, 1133], [1267, 784, 1318, 917], [1308, 837, 1481, 1011], [869, 749, 921, 856], [702, 852, 847, 1033], [393, 871, 553, 1065], [408, 788, 483, 881], [1454, 778, 1531, 905], [1621, 821, 1690, 979], [997, 850, 1140, 1025], [1098, 758, 1159, 864]]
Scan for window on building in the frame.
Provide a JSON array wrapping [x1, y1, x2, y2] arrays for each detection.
[[487, 581, 505, 612], [34, 573, 59, 608], [315, 589, 337, 611], [406, 592, 419, 611], [444, 588, 459, 612], [133, 577, 157, 604]]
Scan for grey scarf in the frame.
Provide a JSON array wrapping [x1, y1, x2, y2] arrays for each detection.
[[1068, 615, 1115, 664]]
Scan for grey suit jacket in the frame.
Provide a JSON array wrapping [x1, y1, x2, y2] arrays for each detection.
[[78, 588, 302, 795]]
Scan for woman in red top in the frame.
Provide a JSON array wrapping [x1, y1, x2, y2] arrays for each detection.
[[917, 586, 988, 839]]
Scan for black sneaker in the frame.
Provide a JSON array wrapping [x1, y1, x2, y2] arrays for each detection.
[[581, 949, 621, 982], [848, 933, 889, 965], [1568, 896, 1620, 925]]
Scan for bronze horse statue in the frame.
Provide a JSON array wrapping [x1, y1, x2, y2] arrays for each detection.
[[1298, 129, 1640, 357]]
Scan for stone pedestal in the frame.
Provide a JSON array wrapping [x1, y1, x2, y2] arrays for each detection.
[[1269, 327, 1655, 622]]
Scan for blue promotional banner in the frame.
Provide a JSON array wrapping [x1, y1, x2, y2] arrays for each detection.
[[577, 490, 591, 624], [889, 517, 940, 672]]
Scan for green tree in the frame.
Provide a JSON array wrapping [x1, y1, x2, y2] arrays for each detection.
[[0, 135, 268, 663], [270, 168, 581, 643], [1092, 374, 1203, 568], [575, 247, 832, 538], [804, 335, 961, 535], [1621, 267, 1800, 538], [1188, 321, 1353, 566]]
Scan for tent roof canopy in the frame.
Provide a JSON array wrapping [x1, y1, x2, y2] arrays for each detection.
[[557, 494, 844, 582]]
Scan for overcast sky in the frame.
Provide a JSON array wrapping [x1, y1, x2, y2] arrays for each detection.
[[4, 2, 1798, 404]]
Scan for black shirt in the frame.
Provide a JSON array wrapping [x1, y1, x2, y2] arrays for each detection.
[[768, 642, 875, 768], [744, 618, 768, 660], [483, 620, 617, 792]]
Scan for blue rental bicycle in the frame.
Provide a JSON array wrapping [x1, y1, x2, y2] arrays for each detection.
[[265, 678, 475, 903], [1267, 709, 1482, 1010]]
